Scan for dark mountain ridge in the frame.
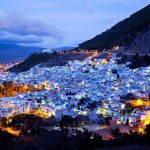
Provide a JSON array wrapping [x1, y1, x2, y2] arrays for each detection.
[[79, 4, 150, 51]]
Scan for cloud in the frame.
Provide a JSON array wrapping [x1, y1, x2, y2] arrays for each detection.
[[0, 32, 43, 43], [0, 12, 64, 44], [80, 0, 142, 13]]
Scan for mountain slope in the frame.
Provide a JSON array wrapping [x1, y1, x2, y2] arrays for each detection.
[[0, 43, 43, 63], [79, 4, 150, 51], [119, 25, 150, 54]]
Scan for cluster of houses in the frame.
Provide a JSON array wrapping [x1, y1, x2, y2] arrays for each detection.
[[0, 54, 150, 128], [0, 62, 20, 84]]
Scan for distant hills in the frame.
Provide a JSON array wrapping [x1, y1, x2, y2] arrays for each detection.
[[0, 43, 75, 64], [0, 43, 43, 63], [79, 4, 150, 52]]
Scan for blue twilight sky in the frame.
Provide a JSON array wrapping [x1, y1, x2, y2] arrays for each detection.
[[0, 0, 149, 48]]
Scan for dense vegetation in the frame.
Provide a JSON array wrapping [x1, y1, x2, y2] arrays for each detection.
[[9, 52, 92, 73], [9, 52, 53, 72], [79, 4, 150, 50], [1, 114, 150, 150], [117, 54, 150, 69], [129, 54, 150, 69]]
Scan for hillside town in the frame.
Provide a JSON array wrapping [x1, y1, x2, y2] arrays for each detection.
[[0, 1, 150, 149], [0, 53, 150, 134]]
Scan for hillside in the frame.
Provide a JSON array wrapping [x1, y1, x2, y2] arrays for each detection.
[[9, 52, 93, 73], [0, 43, 43, 63], [118, 25, 150, 54], [79, 4, 150, 51]]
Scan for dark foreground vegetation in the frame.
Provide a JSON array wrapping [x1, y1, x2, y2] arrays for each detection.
[[1, 114, 150, 150], [79, 4, 150, 50], [1, 123, 150, 150], [9, 52, 92, 73]]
